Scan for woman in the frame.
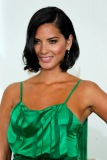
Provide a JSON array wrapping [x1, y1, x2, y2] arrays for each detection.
[[0, 6, 107, 160]]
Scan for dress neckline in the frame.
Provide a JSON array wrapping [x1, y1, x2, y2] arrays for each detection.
[[12, 101, 83, 125]]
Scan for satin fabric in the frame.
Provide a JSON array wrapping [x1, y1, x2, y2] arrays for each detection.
[[7, 80, 87, 160]]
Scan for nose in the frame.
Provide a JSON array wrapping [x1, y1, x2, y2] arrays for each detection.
[[40, 43, 49, 55]]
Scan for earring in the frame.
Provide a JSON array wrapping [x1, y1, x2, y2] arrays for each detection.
[[67, 50, 70, 59]]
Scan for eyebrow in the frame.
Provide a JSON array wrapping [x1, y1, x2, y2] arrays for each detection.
[[34, 37, 59, 40], [47, 37, 59, 40]]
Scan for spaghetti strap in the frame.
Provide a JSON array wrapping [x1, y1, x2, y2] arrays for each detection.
[[65, 79, 81, 103], [20, 82, 23, 102]]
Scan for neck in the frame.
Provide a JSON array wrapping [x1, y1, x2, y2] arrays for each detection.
[[37, 69, 68, 84]]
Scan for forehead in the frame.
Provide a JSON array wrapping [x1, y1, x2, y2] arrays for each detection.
[[35, 23, 61, 37]]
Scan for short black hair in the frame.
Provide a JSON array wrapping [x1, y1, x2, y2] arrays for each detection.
[[23, 6, 80, 72]]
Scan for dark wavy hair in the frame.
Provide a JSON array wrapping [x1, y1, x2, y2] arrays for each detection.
[[23, 6, 80, 72]]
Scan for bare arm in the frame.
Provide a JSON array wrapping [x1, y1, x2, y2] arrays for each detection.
[[87, 81, 107, 122], [0, 86, 13, 160]]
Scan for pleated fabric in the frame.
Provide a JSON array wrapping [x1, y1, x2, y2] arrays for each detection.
[[7, 80, 87, 160]]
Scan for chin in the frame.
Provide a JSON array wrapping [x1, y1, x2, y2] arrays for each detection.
[[39, 62, 61, 71]]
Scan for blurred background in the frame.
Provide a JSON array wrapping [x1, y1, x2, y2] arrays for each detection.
[[0, 0, 107, 159]]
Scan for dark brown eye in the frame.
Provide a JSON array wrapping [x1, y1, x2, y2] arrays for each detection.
[[49, 39, 58, 44], [34, 39, 40, 45]]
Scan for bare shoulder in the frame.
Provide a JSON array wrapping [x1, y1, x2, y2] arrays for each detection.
[[2, 82, 20, 99], [80, 80, 102, 95], [77, 79, 107, 107], [0, 82, 21, 110], [1, 75, 39, 105], [81, 79, 107, 98]]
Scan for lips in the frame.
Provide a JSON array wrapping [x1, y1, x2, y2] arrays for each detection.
[[39, 56, 53, 63]]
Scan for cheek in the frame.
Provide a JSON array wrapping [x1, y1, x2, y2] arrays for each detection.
[[54, 44, 66, 55]]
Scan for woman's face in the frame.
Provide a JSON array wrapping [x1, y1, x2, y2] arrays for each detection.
[[34, 23, 72, 71]]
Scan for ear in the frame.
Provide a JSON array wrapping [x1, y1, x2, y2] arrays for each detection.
[[66, 34, 73, 50]]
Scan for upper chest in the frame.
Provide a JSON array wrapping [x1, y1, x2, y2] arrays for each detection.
[[12, 81, 90, 121], [21, 82, 82, 109]]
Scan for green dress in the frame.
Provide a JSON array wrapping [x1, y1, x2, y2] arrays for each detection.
[[7, 80, 87, 160]]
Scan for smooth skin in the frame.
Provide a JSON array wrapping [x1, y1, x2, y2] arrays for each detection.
[[0, 23, 107, 159]]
